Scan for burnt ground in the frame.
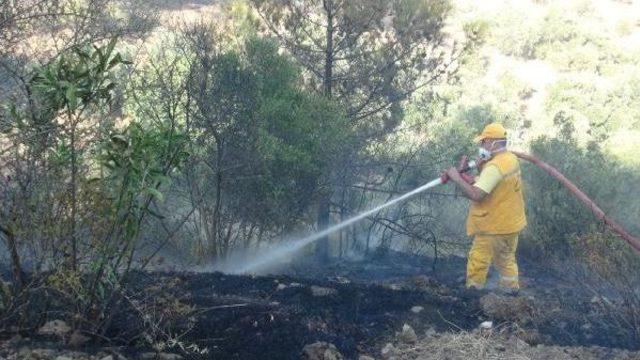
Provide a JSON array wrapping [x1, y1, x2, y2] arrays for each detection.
[[282, 251, 640, 351], [114, 263, 479, 359], [2, 250, 639, 359], [113, 251, 640, 359]]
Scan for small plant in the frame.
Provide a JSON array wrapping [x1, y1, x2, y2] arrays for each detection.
[[123, 282, 208, 356]]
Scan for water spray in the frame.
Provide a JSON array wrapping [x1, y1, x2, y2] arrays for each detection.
[[226, 158, 478, 274]]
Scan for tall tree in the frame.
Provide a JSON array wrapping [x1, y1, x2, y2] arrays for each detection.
[[252, 0, 478, 259], [253, 0, 457, 129]]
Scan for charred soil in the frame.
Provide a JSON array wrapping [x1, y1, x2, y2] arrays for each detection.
[[1, 251, 639, 359]]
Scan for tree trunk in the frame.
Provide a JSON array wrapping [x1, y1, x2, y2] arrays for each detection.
[[69, 119, 78, 271], [0, 224, 23, 291], [211, 135, 224, 258], [316, 0, 335, 263], [323, 0, 334, 98], [316, 197, 330, 262]]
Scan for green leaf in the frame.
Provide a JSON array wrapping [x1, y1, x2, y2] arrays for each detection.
[[65, 86, 78, 110], [108, 53, 123, 70], [145, 187, 165, 202], [105, 37, 118, 59]]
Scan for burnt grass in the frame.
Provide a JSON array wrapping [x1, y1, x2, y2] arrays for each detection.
[[102, 250, 638, 359], [3, 250, 638, 359], [117, 266, 478, 359]]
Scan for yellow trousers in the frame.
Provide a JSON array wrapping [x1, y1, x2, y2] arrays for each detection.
[[466, 233, 520, 290]]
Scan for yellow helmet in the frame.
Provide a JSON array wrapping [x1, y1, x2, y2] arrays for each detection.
[[474, 123, 507, 143]]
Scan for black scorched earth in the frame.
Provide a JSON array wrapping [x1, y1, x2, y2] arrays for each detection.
[[2, 251, 639, 359], [113, 252, 639, 359]]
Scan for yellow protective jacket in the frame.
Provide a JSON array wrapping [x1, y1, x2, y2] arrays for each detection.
[[466, 151, 527, 236]]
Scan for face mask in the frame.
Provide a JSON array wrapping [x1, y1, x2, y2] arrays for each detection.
[[478, 140, 507, 160]]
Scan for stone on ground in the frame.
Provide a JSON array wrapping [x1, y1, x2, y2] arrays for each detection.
[[309, 285, 337, 297], [381, 343, 398, 359], [38, 320, 71, 337], [301, 341, 344, 360], [398, 324, 417, 344]]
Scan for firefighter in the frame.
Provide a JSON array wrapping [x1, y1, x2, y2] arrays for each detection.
[[444, 123, 527, 293]]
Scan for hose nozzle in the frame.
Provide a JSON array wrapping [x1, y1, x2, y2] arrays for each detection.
[[441, 155, 479, 184]]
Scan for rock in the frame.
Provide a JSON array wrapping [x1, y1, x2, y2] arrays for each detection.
[[332, 276, 350, 284], [410, 306, 424, 314], [54, 356, 73, 360], [68, 330, 91, 347], [358, 356, 375, 360], [38, 320, 71, 337], [310, 285, 337, 297], [276, 283, 288, 290], [301, 341, 344, 360], [99, 356, 114, 360], [101, 347, 127, 359], [438, 295, 460, 303], [140, 352, 183, 360], [70, 351, 95, 359], [384, 283, 403, 291], [29, 348, 57, 359], [480, 321, 493, 330], [425, 327, 437, 337], [380, 343, 398, 359], [159, 354, 183, 360], [398, 324, 417, 344]]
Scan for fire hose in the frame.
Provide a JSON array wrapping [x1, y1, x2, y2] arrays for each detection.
[[511, 151, 640, 254], [445, 151, 640, 254]]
